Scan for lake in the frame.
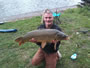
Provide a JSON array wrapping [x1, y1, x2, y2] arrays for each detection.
[[0, 0, 81, 22]]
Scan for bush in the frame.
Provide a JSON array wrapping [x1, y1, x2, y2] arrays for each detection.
[[78, 6, 90, 17], [78, 0, 90, 7]]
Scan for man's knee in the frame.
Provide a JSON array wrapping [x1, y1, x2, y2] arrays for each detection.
[[31, 59, 40, 66], [32, 59, 37, 66]]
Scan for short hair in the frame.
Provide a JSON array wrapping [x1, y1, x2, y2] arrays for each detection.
[[43, 9, 52, 14], [41, 9, 53, 24]]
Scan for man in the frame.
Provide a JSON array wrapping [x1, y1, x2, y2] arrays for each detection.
[[30, 9, 62, 68]]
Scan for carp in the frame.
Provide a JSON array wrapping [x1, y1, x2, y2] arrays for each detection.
[[15, 29, 69, 50]]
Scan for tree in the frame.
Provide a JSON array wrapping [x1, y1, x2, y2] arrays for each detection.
[[79, 0, 90, 7]]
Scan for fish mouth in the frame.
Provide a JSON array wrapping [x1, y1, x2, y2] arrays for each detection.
[[60, 35, 69, 40], [63, 36, 70, 40]]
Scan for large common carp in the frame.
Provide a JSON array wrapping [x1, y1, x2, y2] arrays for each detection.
[[15, 29, 69, 50]]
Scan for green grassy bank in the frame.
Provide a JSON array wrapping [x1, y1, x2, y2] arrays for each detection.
[[0, 7, 90, 68]]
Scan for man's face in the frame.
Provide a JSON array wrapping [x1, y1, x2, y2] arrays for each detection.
[[43, 13, 54, 28]]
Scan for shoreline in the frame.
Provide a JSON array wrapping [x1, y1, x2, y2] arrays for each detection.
[[0, 5, 77, 22]]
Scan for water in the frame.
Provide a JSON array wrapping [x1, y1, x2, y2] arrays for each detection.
[[0, 0, 81, 21]]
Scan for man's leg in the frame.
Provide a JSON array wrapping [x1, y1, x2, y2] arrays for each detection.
[[45, 53, 58, 68], [32, 48, 45, 66]]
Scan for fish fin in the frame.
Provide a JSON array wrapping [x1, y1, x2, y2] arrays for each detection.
[[18, 40, 25, 46], [19, 41, 22, 46], [15, 37, 23, 42], [54, 43, 57, 50], [41, 42, 46, 48]]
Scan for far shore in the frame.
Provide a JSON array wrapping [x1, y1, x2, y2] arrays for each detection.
[[0, 5, 77, 22]]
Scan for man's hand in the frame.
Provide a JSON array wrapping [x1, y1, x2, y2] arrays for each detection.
[[52, 40, 58, 44], [29, 38, 37, 43]]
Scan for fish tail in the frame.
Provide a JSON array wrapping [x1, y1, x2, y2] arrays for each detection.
[[15, 37, 23, 42], [15, 37, 24, 46]]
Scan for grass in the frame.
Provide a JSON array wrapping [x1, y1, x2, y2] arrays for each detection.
[[0, 8, 90, 68]]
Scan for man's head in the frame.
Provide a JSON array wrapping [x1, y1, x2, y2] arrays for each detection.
[[42, 9, 54, 28]]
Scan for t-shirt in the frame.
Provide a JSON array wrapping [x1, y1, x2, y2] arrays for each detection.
[[36, 23, 62, 54]]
